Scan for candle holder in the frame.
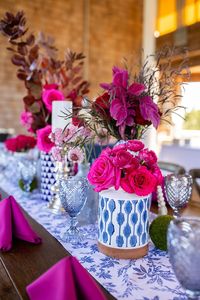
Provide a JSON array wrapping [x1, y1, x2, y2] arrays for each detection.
[[48, 152, 70, 214]]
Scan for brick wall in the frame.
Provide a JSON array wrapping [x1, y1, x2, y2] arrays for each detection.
[[0, 0, 143, 133]]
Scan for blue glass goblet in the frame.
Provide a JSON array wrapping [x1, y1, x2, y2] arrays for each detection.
[[168, 217, 200, 299], [59, 176, 88, 242]]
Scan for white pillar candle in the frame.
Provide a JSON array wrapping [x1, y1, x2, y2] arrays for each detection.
[[52, 101, 72, 132]]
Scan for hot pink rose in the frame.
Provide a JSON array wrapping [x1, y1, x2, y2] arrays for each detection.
[[42, 87, 65, 112], [126, 140, 144, 152], [37, 125, 54, 153], [121, 166, 157, 196], [139, 148, 157, 167], [88, 155, 115, 192]]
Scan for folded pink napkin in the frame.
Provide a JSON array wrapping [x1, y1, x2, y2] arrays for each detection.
[[26, 256, 106, 300], [0, 195, 42, 251]]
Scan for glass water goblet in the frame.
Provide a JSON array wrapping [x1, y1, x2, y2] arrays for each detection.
[[18, 160, 36, 193], [59, 176, 88, 242], [168, 218, 200, 299], [164, 174, 193, 217]]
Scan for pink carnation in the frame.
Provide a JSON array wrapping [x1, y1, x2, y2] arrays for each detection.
[[37, 125, 54, 153], [42, 87, 65, 112]]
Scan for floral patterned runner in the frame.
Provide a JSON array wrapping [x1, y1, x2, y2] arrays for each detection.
[[0, 174, 187, 300]]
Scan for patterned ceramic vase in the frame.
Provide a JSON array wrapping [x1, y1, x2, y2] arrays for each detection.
[[40, 151, 56, 202], [98, 188, 151, 259]]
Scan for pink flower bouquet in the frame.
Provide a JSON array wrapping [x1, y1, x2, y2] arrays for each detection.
[[49, 124, 93, 163], [88, 140, 163, 196]]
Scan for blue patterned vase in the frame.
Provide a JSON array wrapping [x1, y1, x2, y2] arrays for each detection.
[[98, 188, 151, 259], [40, 151, 56, 202]]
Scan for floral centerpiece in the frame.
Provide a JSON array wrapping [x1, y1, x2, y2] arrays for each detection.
[[84, 49, 188, 259], [72, 48, 188, 142], [0, 11, 89, 147], [0, 11, 90, 200], [87, 140, 162, 259]]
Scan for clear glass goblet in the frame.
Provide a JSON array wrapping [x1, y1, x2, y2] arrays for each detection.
[[168, 218, 200, 299], [18, 160, 36, 193], [59, 176, 88, 242], [164, 174, 193, 217]]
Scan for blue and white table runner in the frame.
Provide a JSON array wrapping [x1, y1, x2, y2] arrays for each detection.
[[0, 174, 187, 300]]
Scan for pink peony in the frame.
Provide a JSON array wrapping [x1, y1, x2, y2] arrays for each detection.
[[121, 166, 157, 196], [126, 140, 144, 152], [42, 87, 65, 112], [37, 125, 54, 153], [67, 147, 84, 163], [88, 155, 115, 192]]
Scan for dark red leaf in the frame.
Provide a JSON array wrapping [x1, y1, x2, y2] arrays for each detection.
[[26, 34, 35, 46], [23, 94, 36, 106], [11, 54, 27, 67]]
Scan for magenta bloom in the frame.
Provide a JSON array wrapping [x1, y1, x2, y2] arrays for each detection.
[[42, 87, 65, 112], [88, 155, 115, 192], [139, 96, 160, 128], [37, 125, 54, 153]]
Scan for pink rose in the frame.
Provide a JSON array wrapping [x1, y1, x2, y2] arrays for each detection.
[[126, 140, 144, 152], [121, 166, 157, 196], [88, 155, 115, 192], [139, 148, 157, 167], [42, 87, 65, 112], [37, 125, 54, 153]]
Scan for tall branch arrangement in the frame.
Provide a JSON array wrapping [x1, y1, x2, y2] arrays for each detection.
[[0, 11, 89, 133], [70, 47, 189, 141]]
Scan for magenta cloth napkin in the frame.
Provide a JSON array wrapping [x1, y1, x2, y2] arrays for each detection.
[[26, 256, 106, 300], [0, 195, 42, 251]]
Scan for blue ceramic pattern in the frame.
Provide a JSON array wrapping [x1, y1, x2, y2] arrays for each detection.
[[98, 194, 150, 249], [40, 151, 56, 202], [0, 169, 188, 300]]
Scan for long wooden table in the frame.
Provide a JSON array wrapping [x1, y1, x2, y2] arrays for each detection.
[[0, 189, 115, 300]]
